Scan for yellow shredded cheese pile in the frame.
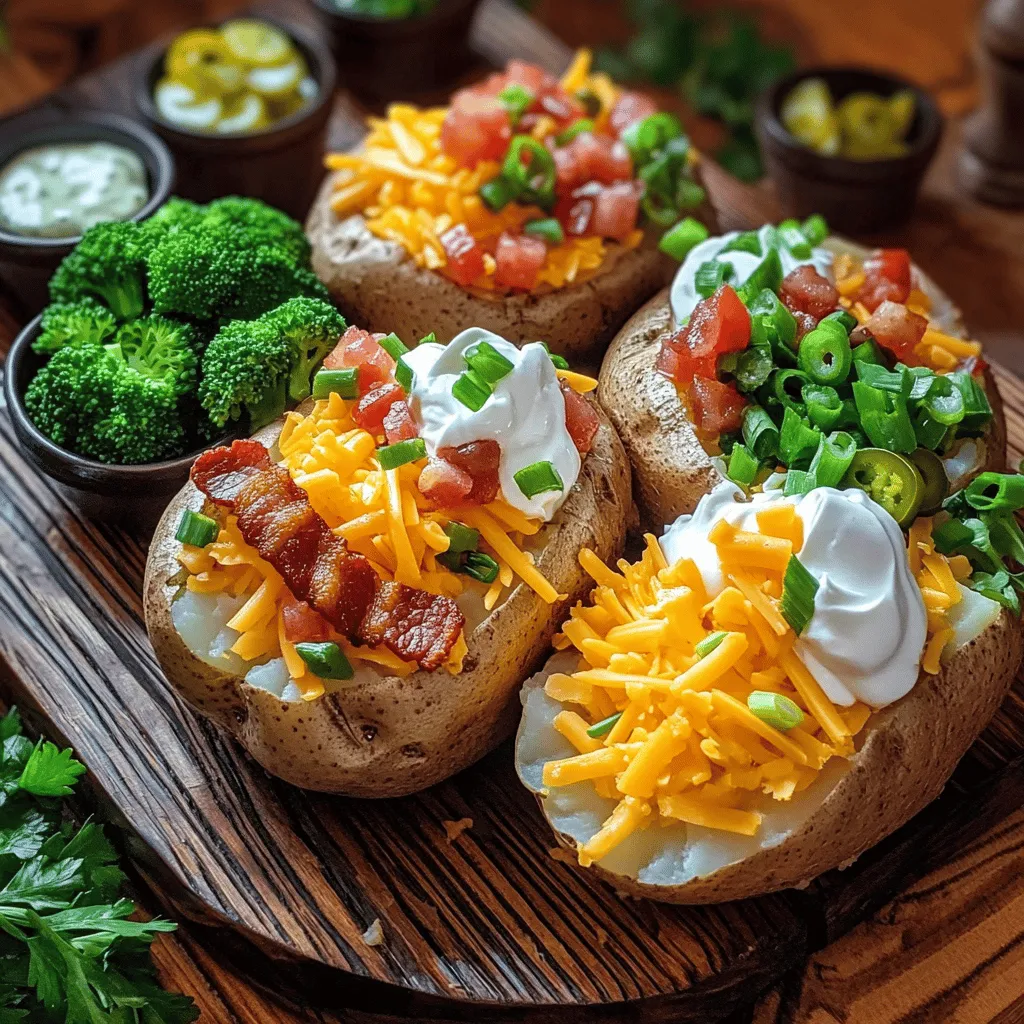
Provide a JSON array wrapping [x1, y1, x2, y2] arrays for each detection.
[[833, 252, 983, 372], [324, 50, 643, 295]]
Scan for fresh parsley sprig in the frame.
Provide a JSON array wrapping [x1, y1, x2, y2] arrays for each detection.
[[0, 707, 196, 1024]]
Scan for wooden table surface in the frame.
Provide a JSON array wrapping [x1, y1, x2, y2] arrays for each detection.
[[3, 1, 1024, 1022]]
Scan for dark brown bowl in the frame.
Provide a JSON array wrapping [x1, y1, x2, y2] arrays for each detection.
[[0, 110, 175, 318], [756, 66, 943, 234], [134, 17, 336, 222], [3, 314, 232, 526], [308, 0, 482, 105]]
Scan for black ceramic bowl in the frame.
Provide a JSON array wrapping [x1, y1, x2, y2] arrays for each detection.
[[4, 314, 232, 525], [756, 67, 943, 234], [135, 17, 336, 221], [0, 110, 175, 317], [308, 0, 482, 105]]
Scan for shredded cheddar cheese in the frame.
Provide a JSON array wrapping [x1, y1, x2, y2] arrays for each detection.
[[909, 516, 962, 674]]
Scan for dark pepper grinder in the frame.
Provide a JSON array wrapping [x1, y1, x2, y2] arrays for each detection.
[[959, 0, 1024, 204]]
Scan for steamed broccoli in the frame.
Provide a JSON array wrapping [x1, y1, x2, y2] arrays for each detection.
[[199, 297, 345, 429], [113, 314, 200, 399], [48, 221, 148, 321], [34, 298, 118, 354], [138, 197, 205, 246], [202, 195, 311, 263]]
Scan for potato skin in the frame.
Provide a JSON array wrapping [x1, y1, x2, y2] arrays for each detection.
[[143, 401, 632, 798], [305, 162, 718, 364], [535, 611, 1023, 903], [598, 239, 1007, 529]]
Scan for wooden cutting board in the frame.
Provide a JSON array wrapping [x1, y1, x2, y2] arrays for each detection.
[[2, 2, 1024, 1021]]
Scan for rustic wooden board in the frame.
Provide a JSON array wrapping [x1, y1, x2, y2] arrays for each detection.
[[3, 2, 1024, 1021]]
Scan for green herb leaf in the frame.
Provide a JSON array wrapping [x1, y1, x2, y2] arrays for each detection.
[[18, 743, 86, 798]]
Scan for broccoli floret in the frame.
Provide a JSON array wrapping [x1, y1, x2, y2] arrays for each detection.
[[199, 297, 345, 429], [202, 196, 311, 264], [48, 221, 148, 321], [114, 314, 199, 399], [34, 299, 118, 354], [138, 197, 205, 247]]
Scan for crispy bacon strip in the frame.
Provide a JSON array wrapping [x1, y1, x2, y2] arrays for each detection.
[[192, 440, 464, 671]]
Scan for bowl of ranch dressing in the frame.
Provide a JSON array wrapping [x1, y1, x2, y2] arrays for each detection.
[[0, 110, 175, 315]]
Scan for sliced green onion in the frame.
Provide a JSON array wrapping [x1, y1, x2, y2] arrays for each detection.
[[462, 551, 500, 584], [395, 357, 413, 393], [965, 473, 1024, 512], [773, 369, 814, 413], [801, 214, 829, 246], [378, 332, 408, 360], [444, 521, 479, 553], [822, 309, 857, 334], [747, 691, 804, 731], [498, 83, 534, 122], [377, 438, 427, 470], [587, 711, 622, 739], [798, 320, 852, 386], [913, 408, 950, 451], [555, 118, 594, 145], [750, 288, 798, 354], [502, 135, 557, 209], [720, 231, 762, 256], [523, 217, 565, 245], [851, 338, 886, 367], [852, 382, 917, 453], [418, 332, 437, 346], [855, 360, 910, 396], [313, 368, 359, 400], [781, 554, 819, 636], [620, 112, 683, 165], [742, 404, 779, 460], [695, 631, 728, 658], [465, 341, 514, 385], [777, 220, 811, 259], [574, 87, 602, 117], [802, 383, 843, 432], [948, 370, 993, 432], [295, 642, 354, 681], [479, 177, 516, 212], [808, 430, 857, 488], [779, 406, 821, 467], [539, 341, 570, 370], [733, 345, 774, 393], [920, 375, 964, 426], [659, 216, 710, 260], [783, 468, 815, 496], [452, 371, 491, 411], [694, 259, 733, 298], [176, 509, 218, 547], [933, 516, 976, 555], [675, 177, 707, 210], [514, 460, 563, 498], [737, 248, 784, 307], [727, 443, 760, 486]]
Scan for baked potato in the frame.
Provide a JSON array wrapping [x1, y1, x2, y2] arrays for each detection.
[[599, 233, 1006, 529], [144, 331, 632, 797]]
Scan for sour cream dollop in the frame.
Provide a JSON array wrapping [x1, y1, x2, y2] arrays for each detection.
[[669, 224, 833, 326], [660, 481, 928, 708], [403, 328, 580, 521]]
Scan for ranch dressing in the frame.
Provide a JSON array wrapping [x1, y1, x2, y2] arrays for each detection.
[[0, 142, 149, 238], [669, 224, 833, 326], [660, 481, 928, 708], [403, 328, 580, 521]]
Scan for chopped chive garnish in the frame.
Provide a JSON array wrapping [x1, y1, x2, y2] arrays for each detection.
[[378, 332, 408, 360], [377, 438, 427, 470], [747, 691, 804, 731], [539, 341, 569, 370], [695, 631, 728, 658], [801, 213, 829, 246], [175, 509, 218, 547], [444, 521, 479, 554], [465, 341, 515, 385], [727, 443, 759, 487], [523, 217, 565, 245], [395, 357, 413, 393], [514, 460, 563, 498], [295, 641, 354, 681], [462, 551, 500, 584], [418, 332, 437, 345], [783, 469, 815, 496], [965, 472, 1024, 512], [777, 219, 811, 259], [313, 368, 359, 400], [694, 259, 732, 298], [658, 216, 709, 260], [586, 711, 622, 739], [452, 371, 491, 411], [780, 555, 819, 636]]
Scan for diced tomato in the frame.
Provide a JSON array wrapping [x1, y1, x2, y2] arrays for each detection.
[[590, 182, 640, 242], [440, 224, 485, 287], [559, 379, 600, 455], [779, 265, 839, 321], [281, 598, 331, 643], [656, 340, 712, 383], [383, 400, 418, 444], [419, 458, 473, 507], [554, 184, 597, 236], [438, 440, 501, 505], [323, 325, 393, 394], [688, 376, 747, 435], [864, 300, 928, 363], [610, 91, 658, 135], [440, 93, 512, 168], [857, 248, 912, 312], [554, 133, 632, 193], [656, 285, 751, 386], [503, 59, 549, 94], [793, 310, 818, 343], [353, 382, 405, 434], [494, 232, 547, 291]]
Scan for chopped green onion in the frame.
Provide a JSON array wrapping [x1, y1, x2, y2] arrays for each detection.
[[465, 341, 514, 385], [376, 438, 427, 470], [733, 345, 774, 393], [802, 383, 843, 432], [444, 521, 479, 553], [852, 382, 917, 453], [933, 516, 976, 555], [498, 83, 534, 122], [965, 473, 1024, 512], [539, 341, 570, 370], [695, 631, 728, 658], [523, 217, 565, 246], [575, 87, 602, 117], [378, 332, 408, 360], [921, 375, 965, 425], [777, 220, 811, 259], [798, 320, 852, 386], [659, 216, 709, 260], [808, 430, 857, 488], [801, 214, 829, 246], [750, 288, 798, 356], [675, 177, 707, 210], [727, 443, 760, 486], [851, 338, 886, 367], [742, 404, 779, 460], [822, 309, 857, 334], [620, 112, 683, 166], [587, 711, 622, 739], [514, 460, 563, 498], [462, 551, 500, 584], [913, 408, 950, 451], [176, 509, 218, 547], [555, 118, 594, 145], [747, 691, 804, 731], [720, 231, 762, 256], [783, 468, 815, 496], [295, 642, 354, 681], [948, 370, 992, 432], [313, 368, 359, 400], [395, 357, 413, 393], [502, 135, 557, 209], [773, 369, 814, 413], [737, 248, 784, 307], [694, 259, 733, 298], [418, 332, 437, 346], [479, 177, 516, 212], [779, 406, 821, 467], [452, 371, 491, 411], [781, 554, 819, 636]]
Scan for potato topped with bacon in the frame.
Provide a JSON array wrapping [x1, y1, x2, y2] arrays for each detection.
[[145, 325, 631, 796]]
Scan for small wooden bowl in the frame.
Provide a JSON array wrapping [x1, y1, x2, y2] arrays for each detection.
[[308, 0, 482, 105], [756, 67, 943, 234], [134, 17, 336, 222], [4, 314, 232, 525], [0, 110, 175, 318]]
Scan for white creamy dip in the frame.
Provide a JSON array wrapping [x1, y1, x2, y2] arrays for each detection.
[[660, 481, 928, 708], [669, 224, 833, 326], [403, 328, 580, 521]]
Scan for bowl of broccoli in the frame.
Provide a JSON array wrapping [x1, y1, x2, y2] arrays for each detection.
[[4, 195, 348, 524]]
